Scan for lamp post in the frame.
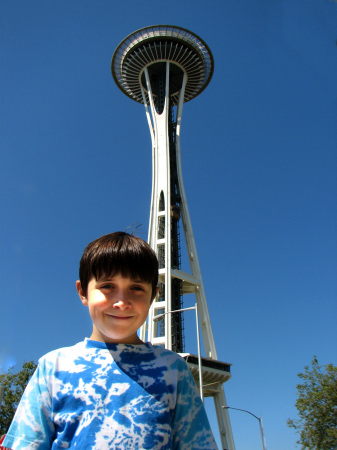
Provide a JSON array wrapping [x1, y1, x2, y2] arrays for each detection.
[[222, 406, 267, 450], [153, 304, 204, 401]]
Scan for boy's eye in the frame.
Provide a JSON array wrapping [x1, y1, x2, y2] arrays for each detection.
[[131, 285, 144, 291], [101, 284, 114, 289]]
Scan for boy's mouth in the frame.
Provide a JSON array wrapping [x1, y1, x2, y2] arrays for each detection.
[[106, 314, 133, 320]]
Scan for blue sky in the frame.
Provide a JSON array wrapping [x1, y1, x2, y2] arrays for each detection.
[[1, 1, 336, 448]]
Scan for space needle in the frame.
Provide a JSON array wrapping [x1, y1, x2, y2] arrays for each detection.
[[112, 26, 235, 449]]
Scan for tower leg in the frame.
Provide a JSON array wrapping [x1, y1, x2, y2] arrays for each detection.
[[214, 388, 235, 450]]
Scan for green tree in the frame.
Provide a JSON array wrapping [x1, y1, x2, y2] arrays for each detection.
[[287, 356, 337, 449], [0, 361, 37, 435]]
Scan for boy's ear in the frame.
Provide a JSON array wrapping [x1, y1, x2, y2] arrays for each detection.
[[76, 280, 88, 306], [151, 287, 159, 304]]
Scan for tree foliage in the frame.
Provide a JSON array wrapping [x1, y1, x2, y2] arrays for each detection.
[[0, 361, 37, 436], [287, 356, 337, 449]]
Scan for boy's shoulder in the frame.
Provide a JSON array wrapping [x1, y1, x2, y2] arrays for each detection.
[[139, 343, 191, 374], [35, 340, 90, 374], [40, 340, 86, 360], [146, 343, 187, 363]]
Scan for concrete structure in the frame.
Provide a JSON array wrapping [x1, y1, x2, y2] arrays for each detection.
[[112, 25, 235, 450]]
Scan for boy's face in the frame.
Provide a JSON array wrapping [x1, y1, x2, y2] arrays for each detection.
[[76, 273, 156, 345]]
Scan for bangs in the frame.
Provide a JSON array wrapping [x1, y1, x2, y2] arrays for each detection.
[[91, 247, 156, 284]]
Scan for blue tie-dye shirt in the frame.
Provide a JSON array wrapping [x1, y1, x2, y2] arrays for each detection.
[[4, 339, 218, 449]]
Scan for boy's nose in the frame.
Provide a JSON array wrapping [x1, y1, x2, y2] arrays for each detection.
[[113, 301, 130, 310], [112, 295, 131, 310]]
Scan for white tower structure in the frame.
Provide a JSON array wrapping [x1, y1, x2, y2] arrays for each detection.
[[112, 26, 235, 450]]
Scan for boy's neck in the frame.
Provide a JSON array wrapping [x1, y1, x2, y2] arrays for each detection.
[[89, 330, 144, 345]]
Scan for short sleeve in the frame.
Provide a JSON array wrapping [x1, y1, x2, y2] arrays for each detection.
[[3, 359, 55, 450], [171, 360, 218, 449]]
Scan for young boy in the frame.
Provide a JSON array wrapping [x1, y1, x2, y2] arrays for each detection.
[[4, 232, 218, 449]]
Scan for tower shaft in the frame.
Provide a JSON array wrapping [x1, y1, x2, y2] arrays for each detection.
[[140, 63, 185, 352], [139, 62, 218, 357]]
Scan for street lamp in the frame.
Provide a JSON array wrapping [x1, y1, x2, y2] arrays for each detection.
[[153, 304, 204, 400], [222, 406, 267, 450]]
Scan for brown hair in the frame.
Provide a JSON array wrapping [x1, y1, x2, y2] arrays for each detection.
[[79, 232, 158, 297]]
